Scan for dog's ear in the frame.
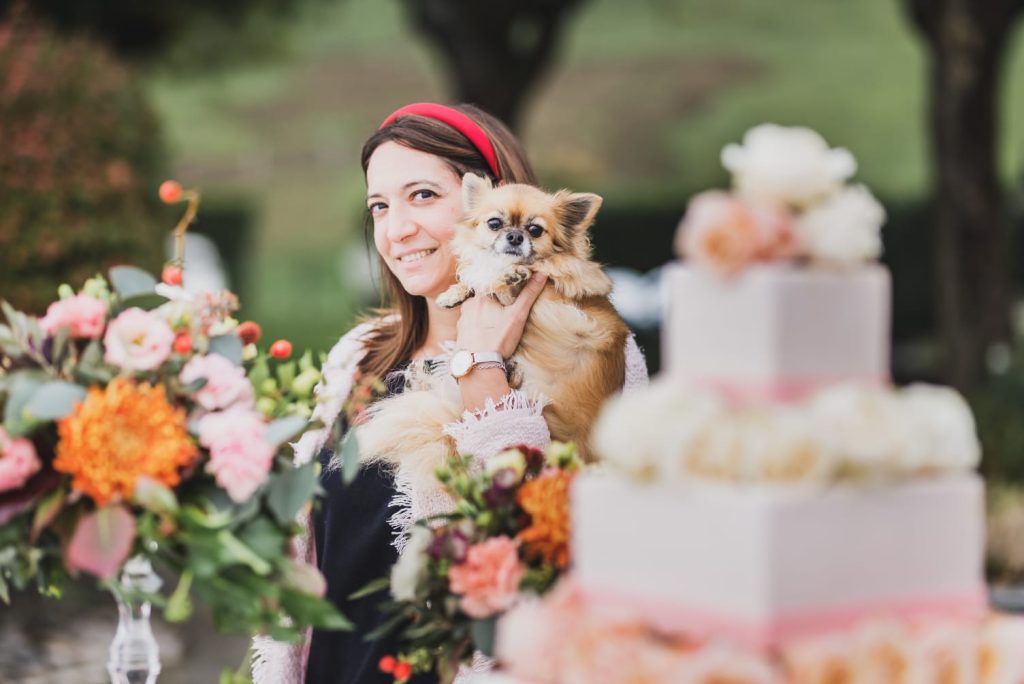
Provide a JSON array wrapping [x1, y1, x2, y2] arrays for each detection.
[[555, 191, 603, 236], [462, 173, 493, 213]]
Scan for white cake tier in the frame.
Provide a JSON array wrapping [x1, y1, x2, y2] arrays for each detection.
[[572, 472, 987, 649], [661, 262, 891, 402]]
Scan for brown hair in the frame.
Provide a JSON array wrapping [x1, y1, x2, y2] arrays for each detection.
[[357, 104, 538, 380]]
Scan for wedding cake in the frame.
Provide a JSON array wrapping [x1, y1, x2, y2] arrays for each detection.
[[491, 125, 1024, 682]]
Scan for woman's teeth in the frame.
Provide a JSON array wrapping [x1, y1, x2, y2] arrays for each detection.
[[399, 249, 436, 263]]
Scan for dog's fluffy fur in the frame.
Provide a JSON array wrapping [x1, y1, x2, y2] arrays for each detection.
[[355, 174, 629, 490]]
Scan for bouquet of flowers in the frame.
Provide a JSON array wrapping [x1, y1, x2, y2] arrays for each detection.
[[0, 183, 347, 655], [370, 442, 583, 684]]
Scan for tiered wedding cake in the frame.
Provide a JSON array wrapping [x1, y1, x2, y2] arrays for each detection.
[[492, 125, 1024, 682]]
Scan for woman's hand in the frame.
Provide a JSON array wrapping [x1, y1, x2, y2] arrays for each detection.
[[454, 272, 547, 411], [455, 272, 547, 358]]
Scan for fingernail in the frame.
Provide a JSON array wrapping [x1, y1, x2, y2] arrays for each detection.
[[532, 272, 546, 282]]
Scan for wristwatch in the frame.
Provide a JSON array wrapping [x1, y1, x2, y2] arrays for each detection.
[[449, 350, 506, 380]]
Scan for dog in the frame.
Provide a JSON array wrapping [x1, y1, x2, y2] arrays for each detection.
[[355, 173, 629, 491]]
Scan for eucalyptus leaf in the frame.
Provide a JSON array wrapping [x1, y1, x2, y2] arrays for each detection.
[[347, 576, 390, 601], [216, 530, 272, 575], [265, 462, 319, 525], [120, 293, 170, 312], [209, 334, 243, 366], [3, 375, 43, 436], [247, 356, 270, 389], [266, 416, 308, 449], [470, 616, 497, 657], [51, 326, 70, 367], [109, 266, 157, 298], [341, 433, 361, 485], [23, 381, 87, 422], [180, 377, 208, 395]]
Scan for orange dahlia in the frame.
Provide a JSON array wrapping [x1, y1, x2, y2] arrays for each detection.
[[54, 377, 198, 505], [515, 469, 574, 569]]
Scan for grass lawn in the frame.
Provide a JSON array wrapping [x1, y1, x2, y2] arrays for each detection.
[[146, 0, 1024, 351]]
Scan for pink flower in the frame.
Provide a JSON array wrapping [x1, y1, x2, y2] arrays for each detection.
[[497, 580, 586, 683], [180, 353, 255, 411], [39, 294, 108, 339], [675, 191, 762, 275], [198, 407, 275, 502], [750, 202, 799, 261], [0, 427, 41, 493], [103, 308, 175, 371], [448, 536, 525, 619]]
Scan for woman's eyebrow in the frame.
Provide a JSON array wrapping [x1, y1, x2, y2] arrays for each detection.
[[367, 180, 443, 201]]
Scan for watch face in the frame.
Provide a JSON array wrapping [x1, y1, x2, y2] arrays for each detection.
[[450, 350, 473, 378]]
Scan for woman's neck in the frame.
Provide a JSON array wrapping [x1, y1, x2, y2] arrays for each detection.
[[415, 296, 460, 360]]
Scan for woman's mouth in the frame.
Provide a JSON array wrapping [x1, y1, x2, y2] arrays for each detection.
[[398, 249, 437, 264]]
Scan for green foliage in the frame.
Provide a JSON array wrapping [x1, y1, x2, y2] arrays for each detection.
[[0, 7, 167, 315]]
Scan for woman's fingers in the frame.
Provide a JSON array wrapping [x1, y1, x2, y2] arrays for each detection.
[[511, 272, 547, 321]]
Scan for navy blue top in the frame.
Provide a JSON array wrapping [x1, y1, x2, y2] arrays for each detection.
[[305, 369, 438, 684]]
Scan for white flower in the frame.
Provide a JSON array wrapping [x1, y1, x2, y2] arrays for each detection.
[[390, 526, 432, 602], [901, 384, 981, 473], [809, 383, 916, 479], [103, 308, 175, 371], [592, 380, 726, 482], [486, 448, 527, 479], [978, 618, 1024, 684], [734, 406, 837, 484], [721, 123, 857, 208], [796, 184, 886, 266]]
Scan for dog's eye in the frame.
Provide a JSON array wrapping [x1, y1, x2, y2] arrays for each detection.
[[487, 218, 502, 231], [527, 224, 544, 238]]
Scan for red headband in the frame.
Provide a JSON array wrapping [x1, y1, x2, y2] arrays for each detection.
[[379, 103, 502, 181]]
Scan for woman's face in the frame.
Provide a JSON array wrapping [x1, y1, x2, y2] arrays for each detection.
[[366, 141, 464, 300]]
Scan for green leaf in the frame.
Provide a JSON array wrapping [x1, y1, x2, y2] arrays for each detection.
[[236, 518, 286, 559], [132, 476, 180, 515], [50, 326, 70, 367], [266, 415, 308, 449], [275, 360, 296, 390], [470, 616, 497, 657], [247, 356, 270, 390], [109, 266, 157, 298], [23, 381, 87, 422], [120, 293, 170, 312], [341, 433, 361, 485], [363, 609, 408, 641], [3, 375, 43, 436], [209, 334, 243, 366], [31, 486, 67, 541], [164, 570, 194, 623], [280, 587, 353, 631], [216, 530, 272, 575], [265, 462, 319, 526], [0, 574, 9, 604], [348, 576, 390, 601]]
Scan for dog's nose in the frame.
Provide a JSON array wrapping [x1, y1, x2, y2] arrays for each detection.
[[506, 231, 524, 247]]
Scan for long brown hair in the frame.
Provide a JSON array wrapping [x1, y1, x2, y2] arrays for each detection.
[[356, 104, 538, 380]]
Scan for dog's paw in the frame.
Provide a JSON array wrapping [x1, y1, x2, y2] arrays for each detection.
[[436, 284, 472, 309], [504, 266, 532, 287]]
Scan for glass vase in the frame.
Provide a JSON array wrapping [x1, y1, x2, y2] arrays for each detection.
[[107, 555, 162, 684]]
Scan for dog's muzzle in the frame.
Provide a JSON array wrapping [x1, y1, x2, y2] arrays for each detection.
[[498, 229, 532, 258]]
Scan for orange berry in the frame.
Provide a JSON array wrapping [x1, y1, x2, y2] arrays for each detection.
[[162, 264, 183, 286], [172, 332, 192, 355], [237, 321, 262, 345], [393, 661, 412, 681], [378, 656, 397, 674], [269, 339, 292, 359], [158, 180, 183, 204]]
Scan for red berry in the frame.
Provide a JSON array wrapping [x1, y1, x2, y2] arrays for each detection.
[[173, 332, 192, 355], [393, 662, 412, 681], [269, 339, 293, 359], [237, 320, 262, 345], [158, 180, 183, 204], [378, 656, 397, 674], [162, 264, 183, 286]]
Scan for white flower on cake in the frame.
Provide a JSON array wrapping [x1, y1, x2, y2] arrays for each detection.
[[915, 622, 980, 683], [978, 618, 1024, 683], [390, 526, 432, 601], [901, 384, 982, 473], [736, 406, 837, 483], [593, 380, 726, 481], [721, 123, 857, 209], [796, 184, 886, 266]]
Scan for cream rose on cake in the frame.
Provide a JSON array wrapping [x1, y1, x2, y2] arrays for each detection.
[[796, 184, 886, 266], [900, 384, 981, 474], [721, 123, 857, 209]]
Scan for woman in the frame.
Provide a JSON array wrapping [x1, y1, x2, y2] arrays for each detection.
[[252, 103, 648, 684]]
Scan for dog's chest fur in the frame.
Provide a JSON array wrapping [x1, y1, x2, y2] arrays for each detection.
[[455, 245, 527, 293]]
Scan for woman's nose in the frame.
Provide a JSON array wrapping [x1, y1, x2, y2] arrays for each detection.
[[385, 204, 418, 242]]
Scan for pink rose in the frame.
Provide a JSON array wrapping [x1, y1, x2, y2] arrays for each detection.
[[0, 427, 41, 493], [103, 308, 175, 371], [750, 202, 799, 261], [198, 407, 275, 502], [39, 294, 108, 339], [180, 353, 255, 411], [448, 536, 525, 619], [675, 191, 761, 275], [497, 580, 586, 683]]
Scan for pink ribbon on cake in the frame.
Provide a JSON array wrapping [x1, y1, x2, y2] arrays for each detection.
[[578, 584, 989, 650], [689, 374, 891, 404]]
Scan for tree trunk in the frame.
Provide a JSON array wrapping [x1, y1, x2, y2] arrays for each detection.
[[908, 0, 1022, 391], [400, 0, 584, 130]]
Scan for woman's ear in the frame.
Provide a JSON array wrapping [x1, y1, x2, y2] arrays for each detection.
[[462, 173, 493, 213]]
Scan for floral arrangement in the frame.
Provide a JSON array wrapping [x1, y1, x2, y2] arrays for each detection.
[[0, 182, 347, 645], [676, 123, 887, 275], [592, 378, 980, 486], [371, 442, 584, 683], [494, 579, 1024, 684]]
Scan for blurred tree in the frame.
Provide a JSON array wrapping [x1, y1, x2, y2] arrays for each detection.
[[905, 0, 1024, 391], [0, 6, 166, 313], [400, 0, 589, 129]]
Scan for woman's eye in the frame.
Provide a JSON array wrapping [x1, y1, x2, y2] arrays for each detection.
[[368, 202, 387, 215], [527, 224, 544, 238], [487, 218, 503, 231], [413, 189, 436, 201]]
